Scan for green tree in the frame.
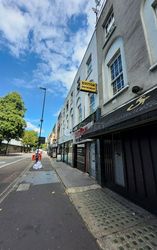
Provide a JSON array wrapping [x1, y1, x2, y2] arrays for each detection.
[[40, 143, 47, 151], [0, 92, 26, 153], [22, 130, 38, 152]]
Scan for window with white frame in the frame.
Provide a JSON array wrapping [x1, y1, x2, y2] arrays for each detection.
[[70, 92, 73, 105], [62, 122, 65, 136], [66, 114, 69, 129], [78, 104, 82, 123], [70, 108, 73, 130], [103, 37, 128, 103], [109, 53, 124, 95], [104, 8, 115, 38], [89, 93, 95, 114], [63, 109, 65, 118], [141, 0, 157, 67], [152, 0, 157, 15], [76, 97, 82, 124], [66, 120, 69, 129], [86, 55, 92, 76], [76, 77, 80, 95], [66, 101, 69, 112]]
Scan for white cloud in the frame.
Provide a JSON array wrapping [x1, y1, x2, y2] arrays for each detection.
[[0, 1, 33, 56], [26, 121, 40, 133], [0, 0, 97, 94]]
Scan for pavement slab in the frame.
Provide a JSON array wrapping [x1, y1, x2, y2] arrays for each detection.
[[66, 184, 101, 194], [52, 160, 97, 188], [99, 220, 157, 250], [51, 159, 157, 250], [65, 184, 157, 250]]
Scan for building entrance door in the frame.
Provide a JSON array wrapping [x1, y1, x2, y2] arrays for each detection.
[[114, 140, 125, 187], [90, 142, 96, 178]]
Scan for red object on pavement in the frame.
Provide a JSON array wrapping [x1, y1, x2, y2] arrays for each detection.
[[32, 154, 35, 161], [32, 153, 42, 161]]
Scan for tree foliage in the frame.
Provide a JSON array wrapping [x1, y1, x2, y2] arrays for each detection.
[[0, 92, 26, 144], [40, 143, 47, 151], [22, 130, 38, 151]]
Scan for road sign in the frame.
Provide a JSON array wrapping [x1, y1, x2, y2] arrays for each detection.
[[39, 136, 45, 144]]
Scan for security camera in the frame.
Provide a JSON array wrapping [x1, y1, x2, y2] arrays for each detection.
[[132, 86, 143, 94]]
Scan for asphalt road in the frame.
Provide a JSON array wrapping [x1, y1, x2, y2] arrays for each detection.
[[0, 155, 100, 250], [0, 153, 31, 166], [0, 154, 32, 196]]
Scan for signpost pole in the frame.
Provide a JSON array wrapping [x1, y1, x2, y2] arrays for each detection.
[[36, 87, 46, 162]]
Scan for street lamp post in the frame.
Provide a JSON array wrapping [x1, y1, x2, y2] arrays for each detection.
[[36, 87, 46, 162]]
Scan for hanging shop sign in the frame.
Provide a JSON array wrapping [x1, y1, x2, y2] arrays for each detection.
[[74, 121, 93, 139], [79, 80, 97, 94]]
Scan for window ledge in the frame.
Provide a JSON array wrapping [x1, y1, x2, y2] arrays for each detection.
[[149, 63, 157, 72], [103, 84, 129, 106], [102, 25, 116, 49]]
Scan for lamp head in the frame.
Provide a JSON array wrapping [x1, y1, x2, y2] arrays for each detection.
[[40, 87, 46, 91], [132, 86, 143, 94]]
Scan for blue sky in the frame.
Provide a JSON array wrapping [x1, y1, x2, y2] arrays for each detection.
[[0, 0, 97, 138]]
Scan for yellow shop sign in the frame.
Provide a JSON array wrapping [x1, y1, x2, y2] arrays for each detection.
[[79, 80, 97, 94]]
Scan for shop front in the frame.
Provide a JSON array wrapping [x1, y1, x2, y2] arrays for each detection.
[[76, 143, 86, 172], [68, 141, 73, 166], [58, 140, 73, 165], [88, 142, 97, 178], [73, 114, 97, 176], [83, 87, 157, 213]]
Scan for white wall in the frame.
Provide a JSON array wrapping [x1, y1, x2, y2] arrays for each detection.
[[58, 31, 99, 144]]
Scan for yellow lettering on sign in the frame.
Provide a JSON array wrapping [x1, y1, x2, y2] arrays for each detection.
[[127, 95, 150, 111]]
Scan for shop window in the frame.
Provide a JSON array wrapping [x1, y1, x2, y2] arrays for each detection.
[[86, 54, 92, 76]]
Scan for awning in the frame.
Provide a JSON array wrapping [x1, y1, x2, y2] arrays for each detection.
[[74, 139, 94, 145], [83, 87, 157, 138]]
